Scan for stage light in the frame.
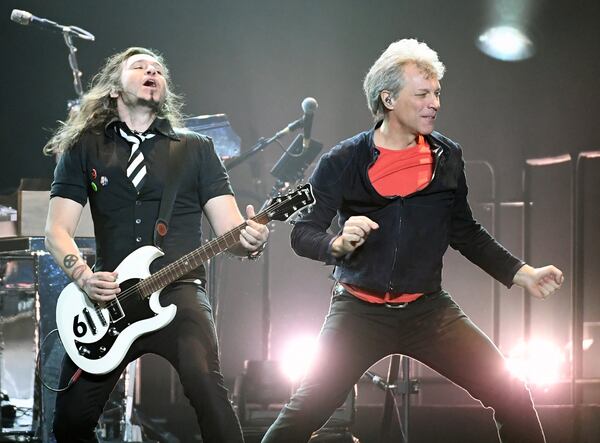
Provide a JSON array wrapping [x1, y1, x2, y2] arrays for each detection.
[[477, 25, 534, 61], [506, 339, 565, 386], [280, 335, 319, 382]]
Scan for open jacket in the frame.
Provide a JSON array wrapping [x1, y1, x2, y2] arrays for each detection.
[[290, 123, 524, 294]]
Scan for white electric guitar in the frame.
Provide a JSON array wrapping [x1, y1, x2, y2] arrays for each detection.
[[56, 184, 314, 375]]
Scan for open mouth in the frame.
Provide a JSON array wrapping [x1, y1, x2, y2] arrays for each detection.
[[143, 79, 157, 88]]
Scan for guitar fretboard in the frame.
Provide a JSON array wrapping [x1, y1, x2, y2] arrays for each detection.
[[137, 212, 270, 298]]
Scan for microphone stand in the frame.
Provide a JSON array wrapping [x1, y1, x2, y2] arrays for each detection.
[[223, 129, 301, 361], [61, 27, 148, 442], [256, 178, 291, 360], [224, 131, 289, 171], [10, 11, 93, 113], [363, 355, 419, 443], [62, 26, 145, 438], [62, 31, 85, 113]]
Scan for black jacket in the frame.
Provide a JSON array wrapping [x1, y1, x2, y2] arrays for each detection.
[[291, 123, 524, 294]]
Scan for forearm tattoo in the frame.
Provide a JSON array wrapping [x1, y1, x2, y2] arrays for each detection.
[[63, 254, 79, 269], [71, 264, 87, 281]]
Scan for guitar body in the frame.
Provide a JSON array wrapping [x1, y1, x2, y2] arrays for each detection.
[[55, 184, 315, 375], [56, 246, 177, 375]]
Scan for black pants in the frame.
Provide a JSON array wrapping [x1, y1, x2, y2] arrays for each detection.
[[262, 283, 545, 443], [53, 282, 243, 443]]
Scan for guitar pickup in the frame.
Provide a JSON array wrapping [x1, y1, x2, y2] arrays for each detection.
[[107, 299, 125, 323], [95, 306, 107, 326], [82, 308, 97, 335]]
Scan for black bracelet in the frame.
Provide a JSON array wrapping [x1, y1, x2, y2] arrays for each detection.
[[247, 242, 267, 261], [223, 242, 267, 262]]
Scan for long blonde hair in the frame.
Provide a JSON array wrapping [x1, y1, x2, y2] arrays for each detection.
[[43, 47, 184, 155]]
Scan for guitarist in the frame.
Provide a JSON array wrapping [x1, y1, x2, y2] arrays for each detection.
[[43, 47, 268, 443]]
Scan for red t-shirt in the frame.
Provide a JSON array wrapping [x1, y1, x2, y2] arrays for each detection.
[[343, 135, 433, 304]]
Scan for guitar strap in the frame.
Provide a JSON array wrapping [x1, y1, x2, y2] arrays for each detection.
[[153, 132, 189, 249]]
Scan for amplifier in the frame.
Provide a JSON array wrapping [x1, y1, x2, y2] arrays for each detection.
[[18, 190, 94, 237]]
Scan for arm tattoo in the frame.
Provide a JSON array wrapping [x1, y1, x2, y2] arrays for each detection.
[[63, 254, 79, 269], [71, 264, 87, 281]]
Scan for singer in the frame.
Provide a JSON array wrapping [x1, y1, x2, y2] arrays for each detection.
[[262, 39, 563, 443], [44, 47, 268, 443]]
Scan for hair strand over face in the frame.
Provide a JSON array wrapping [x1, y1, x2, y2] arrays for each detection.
[[43, 47, 184, 155]]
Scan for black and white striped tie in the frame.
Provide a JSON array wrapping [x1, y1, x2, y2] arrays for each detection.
[[118, 128, 156, 192]]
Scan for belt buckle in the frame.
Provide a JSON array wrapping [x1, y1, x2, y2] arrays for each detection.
[[385, 302, 409, 309]]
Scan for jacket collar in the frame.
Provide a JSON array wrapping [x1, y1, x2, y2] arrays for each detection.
[[365, 119, 445, 157], [367, 120, 382, 154]]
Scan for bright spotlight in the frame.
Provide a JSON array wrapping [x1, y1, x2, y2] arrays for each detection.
[[477, 25, 534, 61], [281, 335, 319, 383], [506, 339, 565, 386]]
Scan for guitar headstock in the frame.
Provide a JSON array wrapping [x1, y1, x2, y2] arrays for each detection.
[[265, 184, 315, 223]]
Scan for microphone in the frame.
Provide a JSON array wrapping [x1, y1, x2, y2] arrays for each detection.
[[274, 97, 317, 139], [10, 9, 95, 41], [301, 97, 318, 149], [274, 115, 304, 139], [364, 370, 394, 391]]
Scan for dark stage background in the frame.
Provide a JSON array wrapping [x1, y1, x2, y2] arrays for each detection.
[[3, 0, 600, 199], [2, 1, 600, 442]]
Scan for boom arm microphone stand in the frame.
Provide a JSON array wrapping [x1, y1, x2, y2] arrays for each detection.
[[12, 16, 152, 440], [227, 117, 324, 430], [225, 137, 284, 171], [56, 27, 148, 443], [224, 121, 322, 361], [223, 128, 297, 361], [63, 31, 86, 112], [364, 355, 419, 443], [10, 10, 95, 113], [259, 134, 322, 360]]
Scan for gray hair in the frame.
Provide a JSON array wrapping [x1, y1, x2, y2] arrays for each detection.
[[363, 39, 446, 120]]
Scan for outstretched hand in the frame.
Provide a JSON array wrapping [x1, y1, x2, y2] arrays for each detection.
[[513, 264, 564, 300]]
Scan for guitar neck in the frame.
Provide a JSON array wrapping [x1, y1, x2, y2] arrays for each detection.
[[138, 212, 270, 298]]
